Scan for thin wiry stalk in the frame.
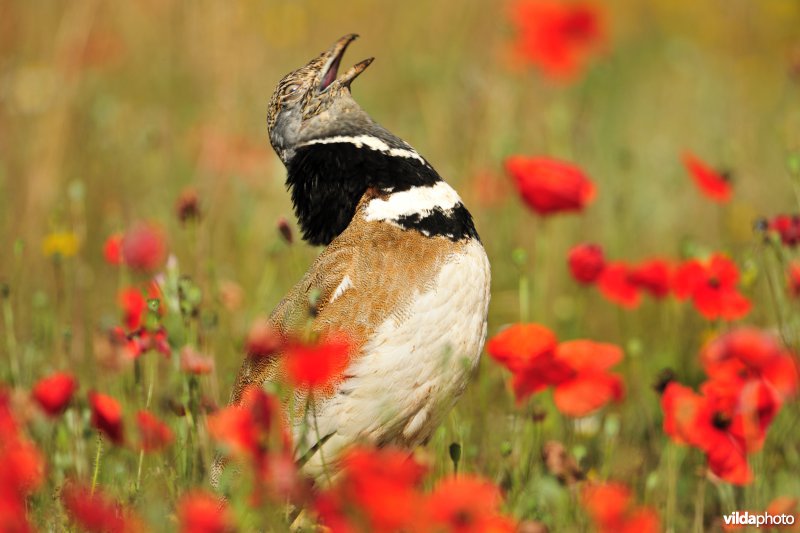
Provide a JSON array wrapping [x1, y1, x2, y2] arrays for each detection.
[[135, 355, 158, 493], [2, 290, 20, 385], [665, 444, 679, 533], [692, 472, 706, 533], [90, 434, 104, 496], [311, 395, 333, 487]]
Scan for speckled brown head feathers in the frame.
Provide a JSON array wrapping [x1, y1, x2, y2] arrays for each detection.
[[266, 34, 373, 163]]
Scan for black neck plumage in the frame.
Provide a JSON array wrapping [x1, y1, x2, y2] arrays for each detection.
[[285, 141, 479, 245]]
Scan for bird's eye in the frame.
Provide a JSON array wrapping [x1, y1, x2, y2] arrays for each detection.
[[284, 84, 300, 97]]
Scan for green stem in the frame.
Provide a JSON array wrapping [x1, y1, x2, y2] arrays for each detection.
[[91, 434, 104, 495], [666, 444, 677, 533], [183, 376, 199, 484], [762, 243, 791, 345], [135, 356, 157, 493], [53, 259, 68, 366], [135, 449, 145, 494], [2, 291, 19, 385], [68, 409, 87, 477], [521, 410, 540, 488], [518, 274, 530, 323], [693, 471, 706, 533], [311, 396, 333, 486]]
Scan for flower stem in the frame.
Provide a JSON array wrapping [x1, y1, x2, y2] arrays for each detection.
[[693, 471, 706, 533], [1, 287, 20, 385], [311, 396, 333, 486], [762, 244, 791, 345], [519, 274, 530, 322], [91, 434, 104, 495], [512, 247, 530, 322], [135, 356, 157, 493], [666, 444, 677, 533]]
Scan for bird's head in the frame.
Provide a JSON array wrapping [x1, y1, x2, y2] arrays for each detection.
[[265, 35, 449, 246], [267, 34, 374, 162]]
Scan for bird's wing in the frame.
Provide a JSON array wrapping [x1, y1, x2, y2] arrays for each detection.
[[227, 241, 358, 405], [227, 213, 451, 406]]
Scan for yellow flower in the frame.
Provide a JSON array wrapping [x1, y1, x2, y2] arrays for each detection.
[[41, 231, 79, 258]]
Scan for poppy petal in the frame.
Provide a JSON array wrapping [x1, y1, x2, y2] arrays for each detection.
[[553, 371, 623, 417], [555, 340, 623, 371]]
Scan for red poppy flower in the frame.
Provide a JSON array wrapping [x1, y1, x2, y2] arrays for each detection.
[[32, 372, 77, 417], [673, 254, 751, 320], [253, 452, 307, 505], [701, 328, 798, 398], [207, 387, 289, 463], [315, 447, 428, 533], [567, 243, 605, 284], [682, 152, 732, 203], [787, 262, 800, 298], [175, 188, 201, 224], [126, 327, 171, 359], [1, 438, 45, 498], [487, 325, 624, 415], [0, 389, 42, 531], [136, 411, 173, 452], [312, 492, 353, 533], [629, 259, 672, 299], [62, 483, 141, 533], [177, 491, 234, 533], [119, 288, 147, 331], [0, 389, 20, 441], [486, 323, 559, 375], [0, 430, 44, 533], [660, 382, 701, 446], [119, 281, 164, 335], [282, 334, 351, 392], [276, 216, 294, 244], [245, 319, 283, 359], [700, 328, 798, 450], [546, 340, 624, 417], [103, 233, 124, 265], [88, 391, 124, 445], [598, 262, 641, 309], [425, 475, 516, 533], [509, 0, 605, 80], [487, 323, 564, 399], [180, 347, 214, 375], [660, 382, 752, 485], [121, 223, 167, 272], [208, 387, 299, 505], [762, 214, 800, 247], [505, 156, 596, 216], [582, 482, 660, 533], [0, 494, 31, 533]]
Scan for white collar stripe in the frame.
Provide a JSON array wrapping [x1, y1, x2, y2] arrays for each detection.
[[300, 135, 425, 163], [363, 182, 462, 222]]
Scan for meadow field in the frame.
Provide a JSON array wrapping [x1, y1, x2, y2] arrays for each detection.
[[1, 0, 800, 531]]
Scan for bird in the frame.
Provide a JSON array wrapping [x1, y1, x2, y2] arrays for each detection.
[[216, 34, 490, 482]]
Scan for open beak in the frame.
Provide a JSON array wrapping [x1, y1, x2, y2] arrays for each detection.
[[319, 34, 373, 92]]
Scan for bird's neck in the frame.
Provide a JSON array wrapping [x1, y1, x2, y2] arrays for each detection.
[[285, 134, 478, 245]]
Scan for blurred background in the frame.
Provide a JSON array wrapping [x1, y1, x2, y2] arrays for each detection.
[[1, 0, 799, 423]]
